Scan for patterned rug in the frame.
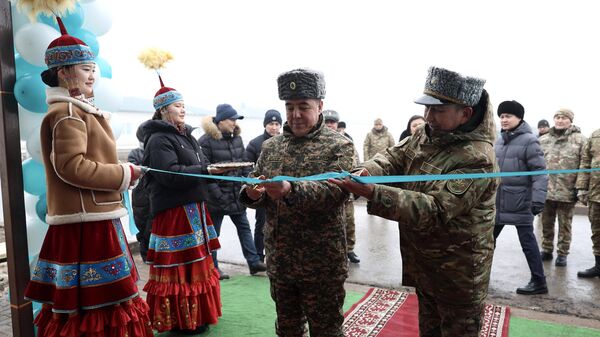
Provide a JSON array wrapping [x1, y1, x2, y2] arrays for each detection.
[[343, 288, 510, 337]]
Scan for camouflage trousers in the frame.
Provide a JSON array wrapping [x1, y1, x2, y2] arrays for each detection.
[[345, 199, 356, 252], [270, 278, 345, 337], [589, 202, 600, 256], [416, 288, 483, 337], [541, 200, 576, 256]]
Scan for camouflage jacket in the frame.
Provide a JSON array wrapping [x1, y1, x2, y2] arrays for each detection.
[[240, 115, 354, 282], [576, 128, 600, 202], [363, 126, 396, 161], [360, 105, 498, 305], [539, 126, 587, 202]]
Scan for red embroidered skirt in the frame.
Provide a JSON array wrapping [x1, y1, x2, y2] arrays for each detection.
[[144, 202, 221, 332], [25, 219, 153, 337]]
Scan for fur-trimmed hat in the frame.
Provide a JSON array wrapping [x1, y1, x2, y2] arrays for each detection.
[[322, 110, 340, 122], [277, 68, 326, 100], [263, 109, 282, 127], [415, 66, 486, 106], [554, 108, 574, 121], [497, 100, 525, 119]]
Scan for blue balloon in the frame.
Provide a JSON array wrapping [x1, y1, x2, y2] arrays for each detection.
[[94, 57, 112, 79], [38, 3, 85, 32], [14, 74, 48, 113], [22, 159, 46, 196], [15, 53, 45, 80], [36, 194, 47, 223], [71, 28, 100, 57]]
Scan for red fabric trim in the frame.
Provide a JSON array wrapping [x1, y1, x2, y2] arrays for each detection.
[[34, 297, 153, 337], [144, 258, 221, 332], [146, 204, 220, 266], [25, 219, 141, 311]]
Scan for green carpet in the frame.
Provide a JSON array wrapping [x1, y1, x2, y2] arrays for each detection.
[[158, 275, 363, 336], [510, 317, 600, 337], [158, 276, 600, 336]]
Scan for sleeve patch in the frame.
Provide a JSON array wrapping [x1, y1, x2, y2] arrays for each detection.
[[445, 170, 473, 196]]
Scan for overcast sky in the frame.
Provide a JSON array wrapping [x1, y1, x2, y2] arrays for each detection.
[[101, 0, 600, 136]]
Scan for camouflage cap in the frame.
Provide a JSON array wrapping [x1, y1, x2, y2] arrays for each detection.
[[277, 68, 326, 100], [415, 66, 486, 106], [322, 109, 340, 122], [554, 108, 574, 121]]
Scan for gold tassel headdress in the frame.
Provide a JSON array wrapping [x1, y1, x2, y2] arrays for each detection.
[[16, 0, 77, 21], [138, 48, 182, 111]]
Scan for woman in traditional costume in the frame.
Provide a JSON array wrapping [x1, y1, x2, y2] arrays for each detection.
[[137, 49, 222, 334], [24, 17, 153, 336]]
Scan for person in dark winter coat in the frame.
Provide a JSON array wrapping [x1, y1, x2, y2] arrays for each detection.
[[495, 100, 548, 295], [244, 109, 282, 262], [198, 104, 267, 278], [399, 115, 426, 141], [137, 82, 222, 334], [128, 143, 150, 262]]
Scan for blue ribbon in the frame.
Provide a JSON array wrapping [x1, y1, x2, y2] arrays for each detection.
[[144, 167, 600, 185]]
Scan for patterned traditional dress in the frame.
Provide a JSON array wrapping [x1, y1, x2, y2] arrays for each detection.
[[144, 202, 221, 332], [25, 219, 153, 336]]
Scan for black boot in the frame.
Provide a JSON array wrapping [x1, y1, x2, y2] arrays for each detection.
[[347, 252, 360, 263], [217, 268, 230, 280], [577, 255, 600, 278], [555, 255, 567, 267], [516, 279, 548, 295], [249, 261, 267, 275], [540, 251, 553, 261]]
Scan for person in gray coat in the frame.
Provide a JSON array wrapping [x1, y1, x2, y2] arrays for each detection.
[[495, 100, 548, 295]]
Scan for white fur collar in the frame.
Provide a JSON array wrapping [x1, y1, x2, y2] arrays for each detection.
[[46, 87, 112, 119]]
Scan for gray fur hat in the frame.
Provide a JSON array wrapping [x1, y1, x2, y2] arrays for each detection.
[[415, 66, 486, 106], [277, 68, 326, 100], [322, 109, 339, 122]]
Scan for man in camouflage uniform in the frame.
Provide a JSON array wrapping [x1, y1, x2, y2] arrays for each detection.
[[363, 118, 396, 161], [240, 68, 354, 336], [576, 128, 600, 277], [323, 109, 361, 263], [539, 109, 587, 267], [332, 67, 498, 337]]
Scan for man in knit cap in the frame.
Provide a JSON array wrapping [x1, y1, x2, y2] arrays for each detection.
[[244, 109, 283, 262], [363, 118, 396, 161], [240, 68, 353, 336], [539, 108, 587, 267]]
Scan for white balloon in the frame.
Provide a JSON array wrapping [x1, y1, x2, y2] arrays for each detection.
[[24, 192, 39, 219], [81, 1, 113, 36], [19, 105, 45, 141], [15, 23, 60, 67], [26, 126, 43, 163], [93, 78, 123, 112], [26, 216, 48, 258], [11, 2, 32, 33]]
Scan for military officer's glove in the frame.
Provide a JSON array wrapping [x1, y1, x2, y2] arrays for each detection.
[[577, 190, 589, 206], [531, 202, 545, 216]]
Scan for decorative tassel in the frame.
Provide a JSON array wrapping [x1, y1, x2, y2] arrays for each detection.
[[16, 0, 77, 21], [137, 48, 174, 71]]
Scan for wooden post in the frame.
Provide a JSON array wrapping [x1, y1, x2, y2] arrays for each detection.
[[0, 1, 35, 336]]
